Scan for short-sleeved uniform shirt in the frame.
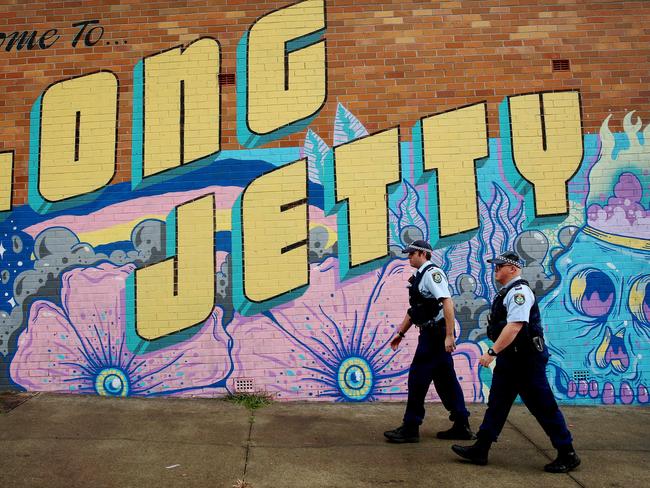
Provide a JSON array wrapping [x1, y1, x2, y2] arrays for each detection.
[[501, 276, 536, 324], [415, 261, 451, 322]]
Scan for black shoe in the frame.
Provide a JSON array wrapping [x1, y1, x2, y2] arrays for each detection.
[[544, 451, 581, 473], [437, 422, 477, 440], [383, 424, 419, 443], [451, 441, 490, 465]]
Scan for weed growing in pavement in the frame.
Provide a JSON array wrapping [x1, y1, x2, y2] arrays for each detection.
[[223, 392, 274, 410], [232, 479, 252, 488]]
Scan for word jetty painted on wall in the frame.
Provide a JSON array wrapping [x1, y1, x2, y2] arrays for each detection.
[[0, 0, 584, 347]]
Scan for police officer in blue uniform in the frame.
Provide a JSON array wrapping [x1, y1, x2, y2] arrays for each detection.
[[384, 240, 475, 443], [451, 252, 580, 473]]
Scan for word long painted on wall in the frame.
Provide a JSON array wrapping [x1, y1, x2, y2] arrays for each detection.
[[0, 0, 584, 345]]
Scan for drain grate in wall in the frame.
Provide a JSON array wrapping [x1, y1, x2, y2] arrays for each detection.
[[572, 370, 590, 382], [234, 378, 255, 393], [219, 73, 236, 86], [552, 59, 571, 72]]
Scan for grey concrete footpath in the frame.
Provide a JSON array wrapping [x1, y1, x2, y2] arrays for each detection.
[[0, 393, 648, 488]]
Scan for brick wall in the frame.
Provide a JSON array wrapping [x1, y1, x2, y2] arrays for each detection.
[[1, 0, 649, 202]]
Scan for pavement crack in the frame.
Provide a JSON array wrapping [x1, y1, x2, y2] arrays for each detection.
[[0, 436, 245, 447], [506, 419, 586, 488], [241, 411, 254, 481]]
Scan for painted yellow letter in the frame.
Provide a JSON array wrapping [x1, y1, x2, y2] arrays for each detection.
[[333, 128, 400, 268], [241, 160, 307, 302], [143, 38, 220, 178], [0, 151, 12, 211], [135, 194, 215, 340], [246, 0, 325, 135], [420, 103, 488, 237], [509, 91, 583, 216], [39, 72, 117, 202]]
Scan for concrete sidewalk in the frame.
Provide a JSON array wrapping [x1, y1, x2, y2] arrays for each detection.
[[0, 393, 648, 488]]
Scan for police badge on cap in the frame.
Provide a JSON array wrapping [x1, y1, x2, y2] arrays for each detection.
[[487, 251, 525, 268]]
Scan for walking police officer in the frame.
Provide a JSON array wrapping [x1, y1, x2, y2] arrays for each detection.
[[384, 240, 475, 443], [451, 252, 580, 473]]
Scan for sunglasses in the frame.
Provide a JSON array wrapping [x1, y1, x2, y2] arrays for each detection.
[[495, 263, 514, 271]]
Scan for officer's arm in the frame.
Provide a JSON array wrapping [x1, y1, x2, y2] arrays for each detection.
[[398, 313, 414, 335], [492, 322, 524, 354], [390, 313, 414, 351]]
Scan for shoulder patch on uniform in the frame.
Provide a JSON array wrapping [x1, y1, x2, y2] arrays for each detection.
[[513, 293, 526, 305], [432, 272, 443, 284]]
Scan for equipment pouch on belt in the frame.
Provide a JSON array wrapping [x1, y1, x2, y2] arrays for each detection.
[[486, 312, 498, 342], [531, 336, 545, 352]]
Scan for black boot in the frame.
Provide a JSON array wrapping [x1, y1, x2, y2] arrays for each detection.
[[544, 444, 581, 473], [383, 424, 420, 443], [451, 437, 492, 465], [436, 419, 477, 440]]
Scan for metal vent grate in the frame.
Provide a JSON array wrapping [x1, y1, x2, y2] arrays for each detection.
[[572, 370, 590, 382], [219, 73, 236, 85], [552, 59, 571, 72], [234, 378, 255, 393]]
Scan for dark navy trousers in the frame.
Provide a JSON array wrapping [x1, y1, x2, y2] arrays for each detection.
[[403, 326, 470, 426], [478, 350, 573, 448]]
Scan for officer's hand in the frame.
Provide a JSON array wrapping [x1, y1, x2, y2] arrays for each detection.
[[390, 335, 402, 351], [444, 336, 456, 353], [479, 352, 495, 368]]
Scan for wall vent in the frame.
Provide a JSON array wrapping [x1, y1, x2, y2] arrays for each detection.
[[552, 59, 571, 72], [219, 73, 236, 85], [234, 378, 255, 393], [572, 370, 590, 382]]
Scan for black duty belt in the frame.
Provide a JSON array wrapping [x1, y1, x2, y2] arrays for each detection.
[[416, 318, 444, 329]]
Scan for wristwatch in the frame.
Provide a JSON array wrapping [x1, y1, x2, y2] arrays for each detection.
[[487, 348, 498, 357]]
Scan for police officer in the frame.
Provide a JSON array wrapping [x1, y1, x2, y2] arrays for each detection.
[[384, 240, 474, 443], [451, 252, 580, 473]]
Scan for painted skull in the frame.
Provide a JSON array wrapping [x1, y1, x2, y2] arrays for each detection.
[[539, 230, 650, 405]]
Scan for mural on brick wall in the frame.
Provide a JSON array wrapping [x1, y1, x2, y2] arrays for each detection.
[[3, 103, 648, 404], [1, 0, 648, 405]]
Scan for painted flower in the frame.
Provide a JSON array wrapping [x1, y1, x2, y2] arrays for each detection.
[[10, 262, 233, 397], [230, 257, 483, 402]]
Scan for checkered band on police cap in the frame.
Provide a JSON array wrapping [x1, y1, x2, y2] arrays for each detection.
[[487, 251, 525, 268], [402, 239, 433, 254]]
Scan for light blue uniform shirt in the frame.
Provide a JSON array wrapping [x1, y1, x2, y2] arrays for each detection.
[[415, 261, 451, 322], [501, 276, 536, 324]]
